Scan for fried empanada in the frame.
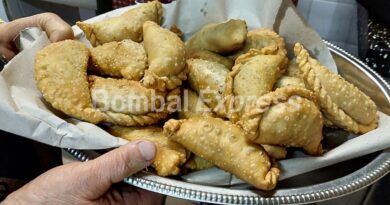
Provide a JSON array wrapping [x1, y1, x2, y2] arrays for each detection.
[[275, 76, 305, 89], [77, 1, 162, 46], [186, 49, 234, 70], [185, 19, 247, 54], [238, 86, 323, 155], [108, 126, 188, 176], [187, 59, 230, 109], [262, 145, 287, 160], [178, 89, 215, 119], [230, 29, 288, 68], [219, 49, 286, 122], [294, 43, 378, 133], [90, 40, 147, 80], [88, 75, 179, 126], [142, 21, 187, 91], [164, 116, 280, 190], [184, 155, 214, 171], [35, 40, 104, 124]]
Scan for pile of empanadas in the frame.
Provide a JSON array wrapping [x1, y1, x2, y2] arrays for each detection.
[[34, 1, 378, 191]]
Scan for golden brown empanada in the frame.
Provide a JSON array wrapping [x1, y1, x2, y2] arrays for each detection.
[[219, 49, 286, 122], [89, 40, 147, 81], [35, 40, 104, 124], [108, 126, 188, 176], [164, 116, 280, 190], [186, 49, 234, 70], [178, 89, 215, 119], [88, 75, 179, 126], [76, 1, 162, 46], [142, 21, 187, 91], [185, 19, 247, 54], [230, 28, 288, 68], [238, 86, 323, 155], [294, 43, 378, 133], [187, 59, 230, 109]]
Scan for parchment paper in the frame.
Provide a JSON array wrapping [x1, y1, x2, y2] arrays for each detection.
[[0, 0, 389, 182]]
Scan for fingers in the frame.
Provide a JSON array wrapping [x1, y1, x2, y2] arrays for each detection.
[[79, 140, 156, 198], [35, 13, 74, 42], [0, 13, 73, 44], [0, 46, 15, 61]]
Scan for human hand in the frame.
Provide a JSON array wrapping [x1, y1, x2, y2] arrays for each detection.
[[0, 13, 74, 60], [2, 141, 164, 205]]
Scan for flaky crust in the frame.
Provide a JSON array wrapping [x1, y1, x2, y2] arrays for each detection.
[[217, 49, 285, 122], [230, 28, 288, 70], [185, 19, 247, 54], [108, 126, 188, 176], [178, 89, 215, 119], [35, 40, 104, 124], [142, 21, 187, 91], [187, 59, 230, 109], [90, 40, 147, 80], [76, 1, 162, 46], [88, 76, 180, 126], [186, 49, 234, 70], [164, 116, 280, 190], [294, 43, 378, 133], [238, 86, 323, 155]]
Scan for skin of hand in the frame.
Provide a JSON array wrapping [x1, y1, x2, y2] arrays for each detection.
[[0, 12, 74, 60], [2, 140, 164, 205]]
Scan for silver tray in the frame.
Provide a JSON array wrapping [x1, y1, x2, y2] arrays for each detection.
[[65, 42, 390, 205]]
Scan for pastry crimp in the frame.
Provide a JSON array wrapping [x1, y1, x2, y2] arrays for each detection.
[[108, 126, 188, 176], [89, 40, 147, 81], [238, 86, 324, 155], [142, 21, 187, 91], [35, 40, 104, 124], [163, 116, 280, 190], [77, 1, 162, 46], [294, 43, 378, 133]]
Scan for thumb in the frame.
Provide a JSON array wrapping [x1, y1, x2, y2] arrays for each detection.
[[79, 140, 156, 198]]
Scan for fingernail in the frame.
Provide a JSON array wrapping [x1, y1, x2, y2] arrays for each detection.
[[137, 141, 156, 161]]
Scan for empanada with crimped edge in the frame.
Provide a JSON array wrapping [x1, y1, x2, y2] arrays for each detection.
[[142, 21, 187, 92], [164, 116, 280, 190], [238, 86, 323, 155], [294, 43, 378, 134], [217, 49, 286, 122], [76, 1, 162, 46], [90, 40, 147, 81], [35, 40, 104, 124]]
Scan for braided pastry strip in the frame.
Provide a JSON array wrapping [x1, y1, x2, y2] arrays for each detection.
[[294, 43, 378, 134]]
